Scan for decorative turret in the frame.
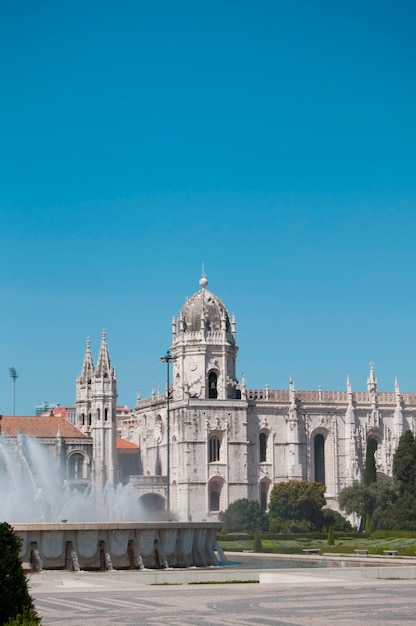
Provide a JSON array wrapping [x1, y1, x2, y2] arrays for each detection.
[[231, 313, 236, 339], [393, 377, 403, 441], [287, 376, 302, 480], [395, 377, 401, 402], [367, 362, 379, 430], [345, 375, 359, 483], [76, 338, 94, 433], [80, 338, 94, 384], [346, 375, 355, 421], [240, 372, 247, 400], [289, 376, 296, 409], [367, 362, 378, 406], [95, 330, 112, 378]]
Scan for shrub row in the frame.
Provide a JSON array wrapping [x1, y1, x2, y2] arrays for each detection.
[[220, 531, 368, 542], [371, 529, 416, 539]]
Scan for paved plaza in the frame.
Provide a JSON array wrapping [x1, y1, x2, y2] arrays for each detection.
[[30, 567, 416, 625]]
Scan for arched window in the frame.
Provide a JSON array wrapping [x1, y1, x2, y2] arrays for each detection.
[[104, 408, 108, 421], [369, 437, 377, 453], [140, 492, 165, 512], [210, 490, 220, 511], [208, 479, 222, 512], [259, 432, 268, 462], [209, 435, 220, 462], [314, 433, 325, 485], [260, 481, 269, 510], [97, 408, 101, 421], [209, 478, 223, 512], [68, 453, 86, 480], [208, 371, 218, 399]]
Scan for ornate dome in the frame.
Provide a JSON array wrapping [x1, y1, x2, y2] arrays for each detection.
[[179, 276, 231, 333]]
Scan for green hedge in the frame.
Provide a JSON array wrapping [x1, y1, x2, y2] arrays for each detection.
[[221, 531, 366, 542], [371, 530, 416, 539]]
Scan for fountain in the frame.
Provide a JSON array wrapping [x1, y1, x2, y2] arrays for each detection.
[[0, 435, 222, 570]]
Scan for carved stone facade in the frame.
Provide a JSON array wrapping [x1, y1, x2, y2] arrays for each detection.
[[130, 275, 416, 521]]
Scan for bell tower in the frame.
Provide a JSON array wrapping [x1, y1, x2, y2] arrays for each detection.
[[76, 337, 94, 434], [76, 331, 118, 491], [170, 273, 239, 401]]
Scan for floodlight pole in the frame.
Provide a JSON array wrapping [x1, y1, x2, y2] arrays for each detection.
[[160, 349, 175, 514], [9, 367, 18, 416]]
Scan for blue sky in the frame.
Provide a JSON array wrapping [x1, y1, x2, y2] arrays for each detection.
[[0, 1, 415, 415]]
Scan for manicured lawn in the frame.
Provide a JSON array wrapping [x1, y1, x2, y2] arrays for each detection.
[[218, 536, 416, 556]]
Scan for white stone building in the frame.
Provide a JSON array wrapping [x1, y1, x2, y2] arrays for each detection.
[[128, 274, 416, 521]]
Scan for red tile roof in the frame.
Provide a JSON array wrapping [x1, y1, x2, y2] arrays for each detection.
[[41, 408, 67, 419], [0, 416, 88, 439], [117, 437, 138, 450], [39, 407, 77, 419]]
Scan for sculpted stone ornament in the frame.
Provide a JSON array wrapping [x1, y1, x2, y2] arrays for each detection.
[[140, 530, 155, 557], [188, 374, 203, 398], [154, 416, 164, 444], [78, 530, 99, 558], [41, 531, 63, 559], [110, 530, 129, 557]]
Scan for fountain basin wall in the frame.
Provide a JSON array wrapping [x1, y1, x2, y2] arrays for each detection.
[[12, 521, 222, 571]]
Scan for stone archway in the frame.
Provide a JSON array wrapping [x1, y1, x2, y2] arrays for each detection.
[[67, 451, 89, 481], [139, 492, 165, 518]]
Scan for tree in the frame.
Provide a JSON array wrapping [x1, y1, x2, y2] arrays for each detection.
[[368, 480, 399, 529], [253, 531, 263, 552], [268, 480, 326, 532], [393, 430, 416, 496], [0, 523, 41, 625], [338, 482, 367, 521], [384, 492, 416, 530], [321, 508, 352, 532], [377, 432, 416, 530], [338, 480, 398, 530], [364, 438, 377, 486], [5, 610, 42, 626], [219, 498, 267, 532]]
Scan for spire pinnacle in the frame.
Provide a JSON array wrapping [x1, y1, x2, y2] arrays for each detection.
[[95, 329, 112, 377], [80, 336, 94, 383], [367, 361, 378, 405], [394, 377, 403, 423], [394, 376, 402, 404], [231, 313, 236, 336], [199, 263, 208, 289], [367, 362, 377, 388], [347, 375, 352, 394]]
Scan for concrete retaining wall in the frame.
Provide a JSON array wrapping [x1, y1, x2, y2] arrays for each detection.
[[13, 521, 222, 571]]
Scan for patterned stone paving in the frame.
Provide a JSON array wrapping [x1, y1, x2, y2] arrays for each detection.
[[30, 570, 416, 625]]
